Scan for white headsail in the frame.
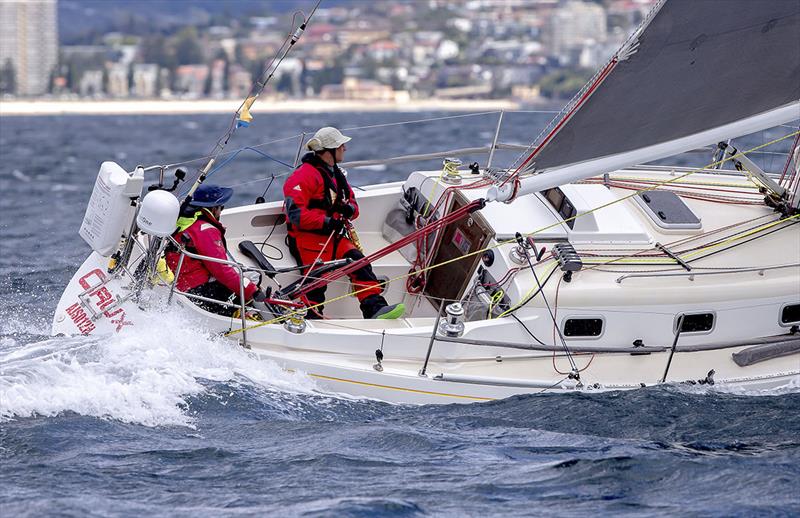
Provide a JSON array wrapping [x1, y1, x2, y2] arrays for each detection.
[[493, 0, 800, 201]]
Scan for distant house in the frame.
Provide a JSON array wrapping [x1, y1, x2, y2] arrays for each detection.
[[209, 59, 226, 98], [320, 77, 396, 101], [131, 63, 158, 98], [79, 70, 104, 97], [227, 64, 252, 98], [338, 29, 391, 48], [366, 40, 400, 62], [307, 42, 341, 62], [158, 68, 171, 98], [546, 1, 607, 64], [304, 23, 338, 44], [174, 64, 209, 98], [106, 63, 129, 97]]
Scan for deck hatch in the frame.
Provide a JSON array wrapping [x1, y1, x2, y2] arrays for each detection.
[[634, 190, 701, 230]]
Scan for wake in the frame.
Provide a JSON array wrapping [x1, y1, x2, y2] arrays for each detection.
[[0, 307, 318, 427]]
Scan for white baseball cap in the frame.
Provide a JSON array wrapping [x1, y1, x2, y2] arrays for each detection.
[[306, 126, 352, 151]]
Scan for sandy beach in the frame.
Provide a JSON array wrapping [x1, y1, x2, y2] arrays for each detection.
[[0, 97, 523, 116]]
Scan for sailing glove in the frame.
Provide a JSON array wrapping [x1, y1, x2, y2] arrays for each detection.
[[334, 203, 356, 219], [323, 216, 345, 235]]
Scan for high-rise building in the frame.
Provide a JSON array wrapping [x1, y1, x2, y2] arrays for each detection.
[[546, 1, 607, 58], [0, 0, 58, 96]]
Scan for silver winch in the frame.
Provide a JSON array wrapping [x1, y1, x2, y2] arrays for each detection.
[[284, 308, 308, 334], [438, 302, 465, 337], [441, 157, 463, 185]]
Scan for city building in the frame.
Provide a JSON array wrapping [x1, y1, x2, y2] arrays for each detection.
[[174, 64, 210, 98], [546, 1, 607, 63], [78, 70, 104, 97], [0, 0, 58, 96], [106, 63, 129, 97], [132, 64, 159, 98], [320, 77, 397, 101]]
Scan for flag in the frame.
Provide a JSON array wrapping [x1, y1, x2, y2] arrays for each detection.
[[237, 96, 256, 128]]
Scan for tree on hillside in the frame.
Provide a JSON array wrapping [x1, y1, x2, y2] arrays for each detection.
[[141, 35, 177, 70], [0, 59, 16, 94], [538, 68, 594, 99], [174, 27, 204, 65]]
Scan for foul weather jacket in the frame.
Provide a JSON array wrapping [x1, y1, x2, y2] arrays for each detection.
[[165, 209, 258, 300], [283, 152, 359, 257]]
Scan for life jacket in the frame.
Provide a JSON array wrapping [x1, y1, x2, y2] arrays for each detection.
[[284, 152, 355, 236], [164, 209, 257, 299]]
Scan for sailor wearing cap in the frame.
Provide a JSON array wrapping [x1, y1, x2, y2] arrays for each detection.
[[165, 184, 263, 315], [282, 127, 404, 319]]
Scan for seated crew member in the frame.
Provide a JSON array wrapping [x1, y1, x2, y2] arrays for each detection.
[[283, 126, 404, 319], [166, 184, 264, 316]]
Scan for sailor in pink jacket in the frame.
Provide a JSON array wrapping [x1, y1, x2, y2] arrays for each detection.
[[166, 184, 259, 315]]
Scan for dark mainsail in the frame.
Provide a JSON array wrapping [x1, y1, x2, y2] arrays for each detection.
[[528, 0, 800, 174]]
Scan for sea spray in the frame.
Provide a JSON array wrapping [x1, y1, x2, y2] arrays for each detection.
[[0, 306, 317, 427]]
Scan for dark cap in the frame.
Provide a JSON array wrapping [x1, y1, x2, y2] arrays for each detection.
[[189, 184, 233, 207]]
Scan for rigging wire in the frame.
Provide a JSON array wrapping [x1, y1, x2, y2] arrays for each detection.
[[226, 128, 800, 337], [182, 0, 323, 199], [501, 0, 667, 184], [342, 111, 501, 132], [519, 247, 579, 377]]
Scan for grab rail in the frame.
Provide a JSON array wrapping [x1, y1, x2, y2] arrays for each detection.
[[615, 263, 799, 284]]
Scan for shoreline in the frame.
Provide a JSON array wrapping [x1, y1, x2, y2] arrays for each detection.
[[0, 98, 526, 116]]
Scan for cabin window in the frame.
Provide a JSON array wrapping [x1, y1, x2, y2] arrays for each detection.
[[563, 318, 603, 337], [676, 312, 714, 333], [780, 303, 800, 325], [542, 187, 577, 229]]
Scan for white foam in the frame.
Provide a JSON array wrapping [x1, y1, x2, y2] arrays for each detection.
[[1, 313, 52, 336], [0, 307, 318, 427], [662, 376, 800, 397]]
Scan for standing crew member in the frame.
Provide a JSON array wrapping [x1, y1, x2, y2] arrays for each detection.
[[283, 127, 404, 319], [166, 184, 264, 315]]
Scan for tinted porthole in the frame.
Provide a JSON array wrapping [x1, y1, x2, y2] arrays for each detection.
[[679, 313, 714, 333], [781, 304, 800, 324], [564, 318, 603, 337]]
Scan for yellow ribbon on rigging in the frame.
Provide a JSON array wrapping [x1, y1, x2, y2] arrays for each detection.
[[237, 96, 256, 127]]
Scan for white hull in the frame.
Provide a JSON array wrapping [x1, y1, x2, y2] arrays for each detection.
[[53, 167, 800, 404]]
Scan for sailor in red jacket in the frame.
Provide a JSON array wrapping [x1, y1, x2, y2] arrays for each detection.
[[283, 127, 404, 319], [166, 184, 262, 316]]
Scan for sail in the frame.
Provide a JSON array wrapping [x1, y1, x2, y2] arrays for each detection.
[[510, 0, 800, 197]]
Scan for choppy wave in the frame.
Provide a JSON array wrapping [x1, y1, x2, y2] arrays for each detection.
[[0, 308, 318, 427], [2, 113, 800, 516]]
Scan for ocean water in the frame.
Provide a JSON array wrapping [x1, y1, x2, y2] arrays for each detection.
[[1, 112, 799, 516]]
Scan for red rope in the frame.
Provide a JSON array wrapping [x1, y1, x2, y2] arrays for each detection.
[[502, 58, 618, 187], [293, 198, 485, 298]]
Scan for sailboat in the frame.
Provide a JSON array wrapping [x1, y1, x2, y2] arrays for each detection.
[[52, 0, 800, 403]]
